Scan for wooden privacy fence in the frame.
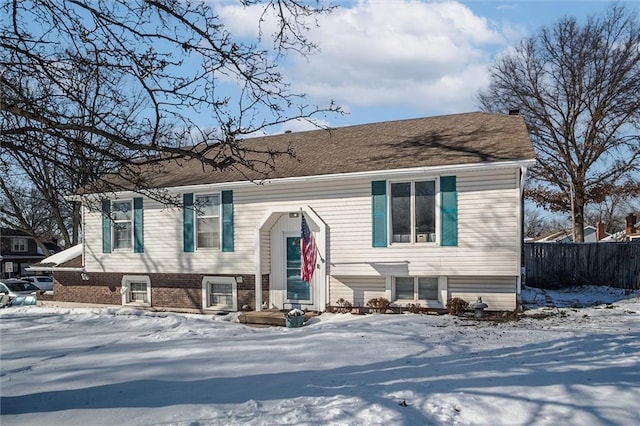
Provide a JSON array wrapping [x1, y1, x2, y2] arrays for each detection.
[[524, 242, 640, 290]]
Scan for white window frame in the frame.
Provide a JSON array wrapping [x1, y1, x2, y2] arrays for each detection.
[[11, 238, 28, 252], [195, 193, 221, 250], [389, 179, 437, 245], [393, 276, 439, 302], [121, 275, 151, 306], [201, 276, 237, 311], [112, 199, 133, 251]]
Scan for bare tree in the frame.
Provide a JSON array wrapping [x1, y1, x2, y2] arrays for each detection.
[[1, 0, 340, 243], [478, 5, 640, 242], [585, 187, 640, 233], [0, 175, 60, 255], [524, 207, 570, 239]]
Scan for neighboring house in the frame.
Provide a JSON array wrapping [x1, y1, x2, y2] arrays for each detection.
[[625, 214, 640, 241], [45, 112, 536, 312], [602, 213, 640, 242], [534, 225, 608, 243], [0, 229, 62, 278]]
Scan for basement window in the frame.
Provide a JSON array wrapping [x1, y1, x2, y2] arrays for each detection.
[[121, 275, 151, 306], [394, 277, 438, 301], [202, 276, 237, 312]]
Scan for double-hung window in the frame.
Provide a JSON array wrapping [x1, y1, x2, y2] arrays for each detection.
[[112, 200, 132, 250], [121, 275, 151, 306], [202, 276, 237, 311], [390, 180, 436, 243], [395, 277, 438, 301], [11, 238, 27, 252], [195, 194, 220, 249], [129, 282, 148, 303]]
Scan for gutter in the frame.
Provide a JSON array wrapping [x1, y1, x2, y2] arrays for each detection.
[[77, 158, 538, 198], [25, 266, 85, 272]]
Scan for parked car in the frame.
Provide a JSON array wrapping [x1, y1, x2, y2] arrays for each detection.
[[24, 276, 54, 291], [0, 279, 42, 301]]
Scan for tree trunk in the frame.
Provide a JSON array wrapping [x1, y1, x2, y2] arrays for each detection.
[[573, 184, 586, 242]]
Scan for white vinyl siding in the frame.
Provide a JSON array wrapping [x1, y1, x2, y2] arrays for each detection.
[[83, 168, 521, 283], [447, 276, 517, 311], [329, 276, 387, 307]]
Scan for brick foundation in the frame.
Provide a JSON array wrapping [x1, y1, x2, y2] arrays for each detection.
[[52, 271, 270, 312]]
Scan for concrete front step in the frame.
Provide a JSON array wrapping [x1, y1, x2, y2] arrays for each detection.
[[238, 310, 315, 327]]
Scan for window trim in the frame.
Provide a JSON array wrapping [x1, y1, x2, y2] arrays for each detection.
[[121, 275, 151, 306], [388, 179, 438, 245], [392, 276, 439, 302], [201, 276, 237, 311], [194, 193, 221, 250], [11, 237, 28, 252], [111, 199, 133, 251]]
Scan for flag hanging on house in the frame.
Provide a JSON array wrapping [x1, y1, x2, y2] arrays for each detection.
[[300, 213, 317, 283]]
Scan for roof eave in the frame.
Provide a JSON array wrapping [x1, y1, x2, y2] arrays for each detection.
[[26, 266, 85, 272], [81, 158, 537, 197]]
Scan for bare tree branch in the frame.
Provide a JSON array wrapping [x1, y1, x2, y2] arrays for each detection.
[[0, 0, 342, 244], [479, 4, 640, 242]]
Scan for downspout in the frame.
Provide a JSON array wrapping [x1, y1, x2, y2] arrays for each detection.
[[254, 227, 263, 311], [518, 165, 528, 297], [81, 196, 86, 269]]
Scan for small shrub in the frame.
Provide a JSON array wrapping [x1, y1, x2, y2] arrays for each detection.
[[335, 298, 353, 313], [406, 303, 422, 314], [366, 297, 391, 313], [446, 297, 469, 316]]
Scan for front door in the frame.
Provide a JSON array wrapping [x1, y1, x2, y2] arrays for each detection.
[[286, 236, 311, 302]]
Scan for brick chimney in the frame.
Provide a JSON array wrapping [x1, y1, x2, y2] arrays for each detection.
[[626, 213, 637, 235], [596, 221, 606, 241]]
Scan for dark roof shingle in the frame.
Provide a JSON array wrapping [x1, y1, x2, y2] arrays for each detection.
[[105, 112, 534, 190]]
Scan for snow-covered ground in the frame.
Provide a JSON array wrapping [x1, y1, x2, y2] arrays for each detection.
[[1, 286, 639, 426]]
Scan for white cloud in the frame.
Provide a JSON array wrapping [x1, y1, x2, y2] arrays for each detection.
[[215, 0, 513, 116]]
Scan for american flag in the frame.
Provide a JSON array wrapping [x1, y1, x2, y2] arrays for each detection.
[[300, 213, 317, 283]]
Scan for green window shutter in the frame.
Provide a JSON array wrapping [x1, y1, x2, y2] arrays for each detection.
[[101, 199, 111, 253], [371, 180, 387, 247], [221, 190, 234, 252], [183, 193, 194, 252], [133, 197, 144, 253], [440, 176, 457, 246]]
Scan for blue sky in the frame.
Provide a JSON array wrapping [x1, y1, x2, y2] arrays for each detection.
[[213, 0, 635, 133]]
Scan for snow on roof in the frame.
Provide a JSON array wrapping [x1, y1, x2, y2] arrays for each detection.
[[35, 243, 83, 266]]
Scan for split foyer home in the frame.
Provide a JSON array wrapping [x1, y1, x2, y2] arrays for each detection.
[[44, 112, 536, 312]]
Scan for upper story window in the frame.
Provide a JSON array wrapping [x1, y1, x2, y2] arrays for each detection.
[[112, 200, 132, 250], [11, 238, 28, 252], [390, 180, 436, 243], [195, 194, 220, 249]]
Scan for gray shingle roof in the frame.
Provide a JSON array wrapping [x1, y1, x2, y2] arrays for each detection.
[[106, 112, 535, 189]]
